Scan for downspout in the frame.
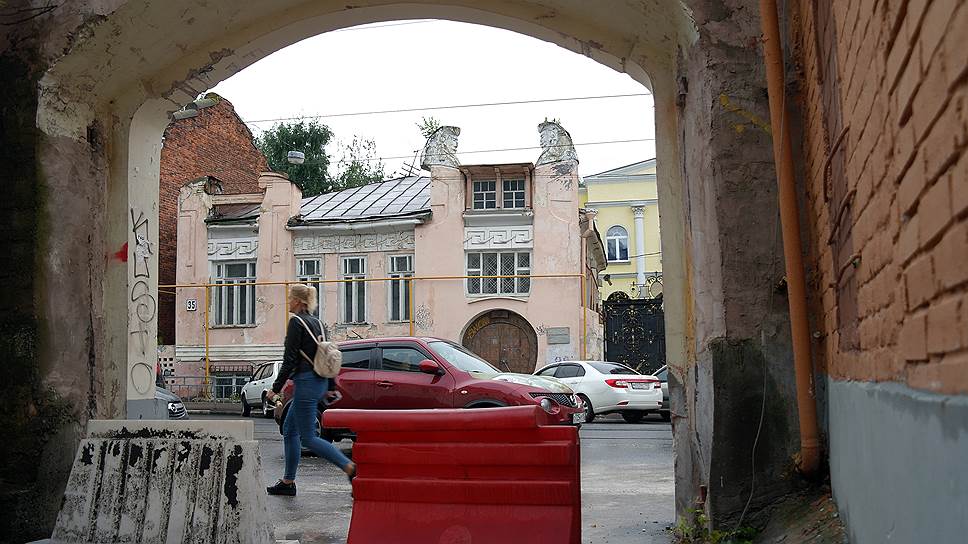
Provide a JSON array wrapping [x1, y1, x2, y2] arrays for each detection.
[[759, 0, 821, 476], [579, 209, 599, 360]]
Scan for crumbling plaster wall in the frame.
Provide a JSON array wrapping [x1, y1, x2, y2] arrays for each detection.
[[674, 0, 806, 526]]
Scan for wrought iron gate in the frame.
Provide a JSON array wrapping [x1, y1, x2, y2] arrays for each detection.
[[603, 294, 666, 374]]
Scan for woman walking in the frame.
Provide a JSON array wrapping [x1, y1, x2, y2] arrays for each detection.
[[266, 284, 356, 496]]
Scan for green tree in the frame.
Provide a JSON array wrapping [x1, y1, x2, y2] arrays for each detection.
[[417, 116, 442, 138], [332, 136, 386, 188], [256, 120, 333, 196]]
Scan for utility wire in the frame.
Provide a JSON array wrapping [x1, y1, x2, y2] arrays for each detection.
[[158, 137, 657, 178], [172, 92, 653, 129]]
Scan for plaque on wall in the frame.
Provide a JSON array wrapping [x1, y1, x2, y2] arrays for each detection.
[[546, 327, 571, 345]]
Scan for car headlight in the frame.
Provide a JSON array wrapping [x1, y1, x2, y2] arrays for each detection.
[[539, 397, 554, 413]]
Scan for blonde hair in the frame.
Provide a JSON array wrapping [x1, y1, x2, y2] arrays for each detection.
[[289, 284, 318, 313]]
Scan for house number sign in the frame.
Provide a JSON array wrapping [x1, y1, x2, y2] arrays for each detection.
[[185, 299, 198, 312]]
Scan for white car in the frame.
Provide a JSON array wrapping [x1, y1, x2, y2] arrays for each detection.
[[241, 361, 282, 418], [534, 361, 662, 423]]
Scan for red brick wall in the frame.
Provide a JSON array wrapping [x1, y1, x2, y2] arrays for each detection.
[[793, 0, 968, 394], [158, 96, 268, 344]]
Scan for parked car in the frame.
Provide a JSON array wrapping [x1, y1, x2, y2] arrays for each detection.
[[534, 361, 662, 423], [654, 365, 671, 421], [156, 386, 188, 419], [277, 337, 585, 441], [241, 361, 282, 418]]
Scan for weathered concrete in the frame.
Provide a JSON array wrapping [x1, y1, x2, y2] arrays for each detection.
[[828, 379, 968, 544], [673, 1, 805, 526], [51, 419, 273, 544]]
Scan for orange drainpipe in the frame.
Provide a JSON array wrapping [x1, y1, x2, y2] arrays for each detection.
[[758, 0, 821, 476]]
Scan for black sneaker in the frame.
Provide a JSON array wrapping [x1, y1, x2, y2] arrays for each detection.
[[266, 480, 296, 496]]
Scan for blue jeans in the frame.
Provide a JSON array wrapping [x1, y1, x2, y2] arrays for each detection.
[[283, 371, 352, 480]]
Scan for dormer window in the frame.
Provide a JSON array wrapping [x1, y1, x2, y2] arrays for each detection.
[[503, 179, 526, 209], [463, 163, 533, 211], [472, 180, 497, 209]]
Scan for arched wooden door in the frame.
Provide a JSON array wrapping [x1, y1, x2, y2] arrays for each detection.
[[462, 310, 538, 374]]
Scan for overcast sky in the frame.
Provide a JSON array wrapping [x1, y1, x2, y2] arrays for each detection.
[[209, 19, 656, 179]]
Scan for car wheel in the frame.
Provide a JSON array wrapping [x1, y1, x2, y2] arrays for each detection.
[[661, 411, 671, 422], [241, 394, 251, 417], [621, 411, 645, 424], [578, 395, 595, 423], [262, 394, 274, 419]]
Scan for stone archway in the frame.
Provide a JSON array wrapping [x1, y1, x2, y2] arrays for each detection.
[[12, 0, 808, 537], [36, 0, 691, 425], [462, 310, 538, 374]]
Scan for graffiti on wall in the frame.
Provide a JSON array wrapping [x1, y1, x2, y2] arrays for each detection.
[[129, 208, 156, 358]]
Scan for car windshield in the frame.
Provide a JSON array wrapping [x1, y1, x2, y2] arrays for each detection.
[[429, 341, 500, 374], [589, 362, 640, 375]]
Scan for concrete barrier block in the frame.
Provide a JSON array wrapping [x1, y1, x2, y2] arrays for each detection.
[[51, 420, 272, 544]]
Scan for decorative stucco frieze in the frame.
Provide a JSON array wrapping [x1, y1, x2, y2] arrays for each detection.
[[463, 225, 534, 250], [293, 231, 416, 255], [207, 238, 259, 260]]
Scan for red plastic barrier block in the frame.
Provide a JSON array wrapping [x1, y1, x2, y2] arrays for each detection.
[[334, 406, 581, 544], [348, 502, 577, 544]]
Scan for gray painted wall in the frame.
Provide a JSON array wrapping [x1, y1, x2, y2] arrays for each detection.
[[829, 378, 968, 543]]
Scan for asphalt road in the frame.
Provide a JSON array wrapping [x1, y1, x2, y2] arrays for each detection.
[[195, 413, 674, 543]]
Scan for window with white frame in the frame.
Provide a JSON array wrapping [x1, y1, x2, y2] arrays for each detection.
[[472, 180, 497, 210], [341, 256, 367, 324], [502, 179, 526, 209], [466, 251, 531, 296], [296, 257, 322, 317], [388, 255, 413, 322], [212, 261, 256, 326], [606, 225, 630, 262]]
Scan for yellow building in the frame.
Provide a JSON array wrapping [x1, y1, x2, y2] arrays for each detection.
[[579, 159, 662, 300]]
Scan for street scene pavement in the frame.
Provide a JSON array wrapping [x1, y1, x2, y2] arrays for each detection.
[[195, 413, 674, 544]]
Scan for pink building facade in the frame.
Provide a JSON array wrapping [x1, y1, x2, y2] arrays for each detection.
[[174, 123, 605, 382]]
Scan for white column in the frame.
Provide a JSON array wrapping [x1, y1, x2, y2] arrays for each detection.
[[632, 205, 646, 298]]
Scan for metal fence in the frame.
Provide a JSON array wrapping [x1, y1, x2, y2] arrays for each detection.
[[162, 374, 250, 401]]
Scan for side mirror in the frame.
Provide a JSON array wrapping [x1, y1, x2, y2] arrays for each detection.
[[418, 359, 445, 376]]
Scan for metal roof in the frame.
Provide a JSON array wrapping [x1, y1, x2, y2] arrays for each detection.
[[207, 203, 261, 224], [292, 176, 431, 225]]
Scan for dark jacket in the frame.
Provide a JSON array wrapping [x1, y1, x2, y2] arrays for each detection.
[[271, 312, 336, 394]]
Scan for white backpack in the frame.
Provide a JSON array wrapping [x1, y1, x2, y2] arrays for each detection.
[[294, 316, 342, 378]]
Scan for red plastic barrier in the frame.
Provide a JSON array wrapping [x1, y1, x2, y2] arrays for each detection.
[[324, 405, 581, 544]]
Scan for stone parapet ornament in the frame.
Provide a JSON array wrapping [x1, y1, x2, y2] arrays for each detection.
[[419, 126, 461, 170], [536, 120, 578, 166]]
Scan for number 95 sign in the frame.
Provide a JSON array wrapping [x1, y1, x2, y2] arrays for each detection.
[[185, 299, 198, 312]]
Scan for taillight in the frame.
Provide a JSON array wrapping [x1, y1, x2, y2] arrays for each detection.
[[605, 379, 630, 388]]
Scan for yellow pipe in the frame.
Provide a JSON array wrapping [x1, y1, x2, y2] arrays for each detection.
[[203, 285, 210, 398], [408, 277, 415, 336], [166, 273, 591, 363], [580, 273, 587, 360], [159, 273, 581, 289]]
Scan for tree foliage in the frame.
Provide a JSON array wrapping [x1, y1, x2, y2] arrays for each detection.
[[256, 120, 333, 196], [417, 116, 442, 138], [332, 136, 386, 189]]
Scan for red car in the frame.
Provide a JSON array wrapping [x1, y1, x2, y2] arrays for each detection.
[[278, 337, 585, 441]]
